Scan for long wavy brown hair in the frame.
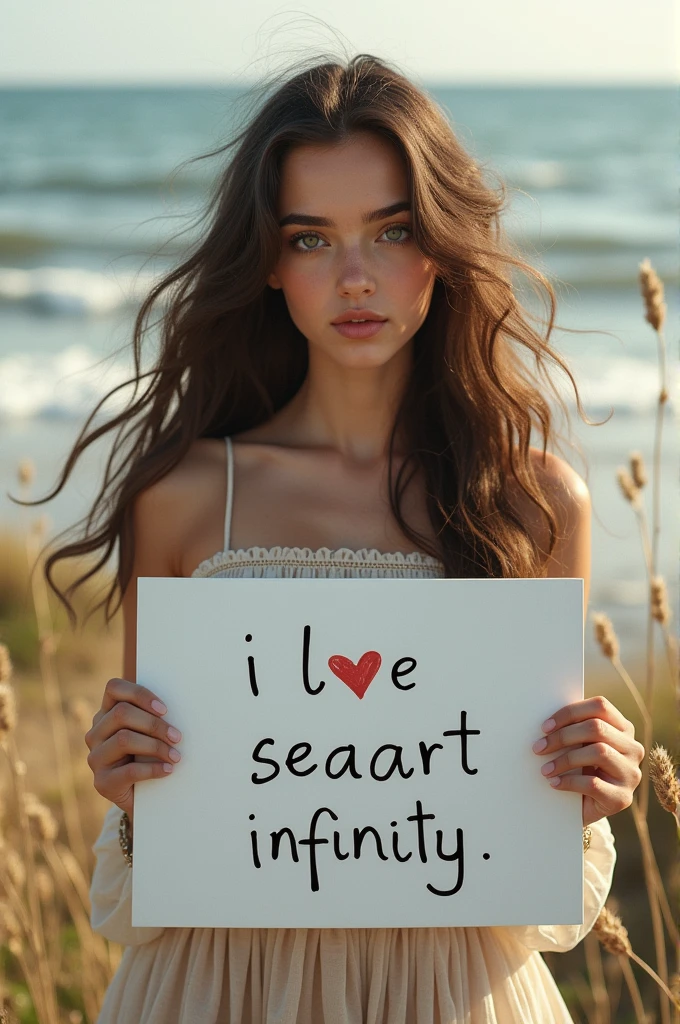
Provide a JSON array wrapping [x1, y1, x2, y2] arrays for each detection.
[[15, 52, 588, 627]]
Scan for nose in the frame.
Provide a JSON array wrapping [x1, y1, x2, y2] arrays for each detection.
[[336, 247, 376, 301]]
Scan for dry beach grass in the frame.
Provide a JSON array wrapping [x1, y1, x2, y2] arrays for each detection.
[[0, 259, 677, 1022]]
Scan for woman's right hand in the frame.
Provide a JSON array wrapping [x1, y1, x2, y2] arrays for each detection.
[[85, 677, 182, 818]]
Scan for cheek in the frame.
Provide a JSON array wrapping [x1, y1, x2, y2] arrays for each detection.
[[278, 260, 328, 312], [391, 258, 436, 311]]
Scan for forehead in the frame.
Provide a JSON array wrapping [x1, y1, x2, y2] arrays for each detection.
[[277, 132, 408, 215]]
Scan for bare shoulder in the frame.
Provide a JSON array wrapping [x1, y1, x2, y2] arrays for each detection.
[[120, 439, 225, 680], [505, 447, 591, 557], [528, 448, 591, 515], [129, 437, 225, 577]]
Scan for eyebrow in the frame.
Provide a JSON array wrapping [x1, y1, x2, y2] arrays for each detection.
[[278, 200, 411, 228]]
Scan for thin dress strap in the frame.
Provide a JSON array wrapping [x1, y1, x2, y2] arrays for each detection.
[[223, 436, 235, 552]]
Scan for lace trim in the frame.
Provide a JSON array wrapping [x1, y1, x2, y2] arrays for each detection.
[[190, 545, 444, 578]]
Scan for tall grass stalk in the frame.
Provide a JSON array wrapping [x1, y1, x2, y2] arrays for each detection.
[[0, 520, 118, 1022], [19, 487, 89, 876], [589, 259, 678, 1024]]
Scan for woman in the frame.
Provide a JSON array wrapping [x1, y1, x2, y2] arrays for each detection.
[[39, 54, 643, 1023]]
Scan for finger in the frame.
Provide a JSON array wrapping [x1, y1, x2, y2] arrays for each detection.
[[546, 770, 633, 813], [86, 700, 181, 751], [533, 716, 638, 760], [93, 759, 174, 804], [99, 677, 169, 718], [87, 728, 181, 774], [539, 742, 641, 787], [540, 696, 631, 738]]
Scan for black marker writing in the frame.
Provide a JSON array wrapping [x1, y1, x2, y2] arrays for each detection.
[[247, 801, 466, 897], [302, 625, 325, 695], [245, 634, 259, 696]]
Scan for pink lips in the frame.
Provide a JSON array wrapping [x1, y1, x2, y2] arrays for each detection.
[[331, 320, 387, 339]]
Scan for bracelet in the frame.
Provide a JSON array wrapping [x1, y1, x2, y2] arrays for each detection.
[[582, 825, 592, 853], [119, 811, 133, 867]]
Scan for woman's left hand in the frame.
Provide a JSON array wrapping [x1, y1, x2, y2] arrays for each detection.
[[532, 695, 645, 826]]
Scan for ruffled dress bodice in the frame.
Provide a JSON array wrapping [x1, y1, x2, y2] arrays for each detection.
[[189, 543, 445, 580], [90, 543, 616, 1024]]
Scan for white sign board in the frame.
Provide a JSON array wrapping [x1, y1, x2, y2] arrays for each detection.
[[133, 578, 583, 928]]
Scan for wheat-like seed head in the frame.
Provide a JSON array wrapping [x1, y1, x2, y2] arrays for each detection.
[[0, 683, 17, 742], [23, 794, 58, 842], [594, 905, 632, 956], [648, 744, 680, 814], [16, 459, 35, 489], [650, 576, 671, 625], [639, 258, 666, 331], [592, 612, 620, 661], [31, 515, 50, 544], [4, 850, 26, 891], [0, 998, 17, 1024], [35, 866, 54, 905], [0, 902, 21, 942], [639, 258, 667, 332], [628, 451, 647, 489], [616, 467, 640, 506], [0, 645, 12, 685], [669, 973, 680, 1010]]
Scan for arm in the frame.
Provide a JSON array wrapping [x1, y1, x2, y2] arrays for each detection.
[[88, 472, 187, 945], [523, 450, 643, 827], [503, 451, 641, 951]]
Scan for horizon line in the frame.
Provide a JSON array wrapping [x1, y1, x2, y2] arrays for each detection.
[[0, 76, 677, 90]]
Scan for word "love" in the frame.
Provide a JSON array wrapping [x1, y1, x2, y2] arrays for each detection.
[[244, 626, 417, 699]]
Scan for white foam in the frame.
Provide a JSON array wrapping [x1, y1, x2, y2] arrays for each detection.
[[554, 354, 678, 416], [0, 345, 136, 420], [0, 266, 157, 316], [510, 159, 569, 190]]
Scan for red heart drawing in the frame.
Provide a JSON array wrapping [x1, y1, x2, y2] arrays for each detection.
[[328, 651, 382, 699]]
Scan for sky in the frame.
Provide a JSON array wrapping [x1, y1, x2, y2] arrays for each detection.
[[1, 0, 678, 85]]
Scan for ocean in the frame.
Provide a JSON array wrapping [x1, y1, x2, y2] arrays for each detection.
[[0, 84, 677, 658]]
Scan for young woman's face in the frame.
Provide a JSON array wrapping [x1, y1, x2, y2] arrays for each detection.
[[268, 131, 436, 371]]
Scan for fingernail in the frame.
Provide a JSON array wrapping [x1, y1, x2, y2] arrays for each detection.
[[163, 763, 174, 773], [168, 748, 181, 763], [549, 777, 561, 787], [167, 726, 182, 743], [532, 737, 548, 752], [541, 718, 556, 732], [541, 761, 555, 775], [152, 700, 168, 715]]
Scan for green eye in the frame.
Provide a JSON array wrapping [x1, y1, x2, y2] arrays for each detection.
[[288, 223, 410, 254]]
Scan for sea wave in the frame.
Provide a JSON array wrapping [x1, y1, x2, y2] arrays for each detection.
[[503, 159, 587, 191], [0, 228, 192, 259], [0, 159, 572, 196], [0, 345, 136, 420], [0, 170, 206, 195], [554, 354, 678, 416], [0, 266, 159, 315], [0, 345, 675, 423]]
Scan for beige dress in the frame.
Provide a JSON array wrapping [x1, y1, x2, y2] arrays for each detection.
[[90, 437, 617, 1024]]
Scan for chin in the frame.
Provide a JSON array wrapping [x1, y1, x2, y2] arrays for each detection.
[[329, 344, 406, 371]]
